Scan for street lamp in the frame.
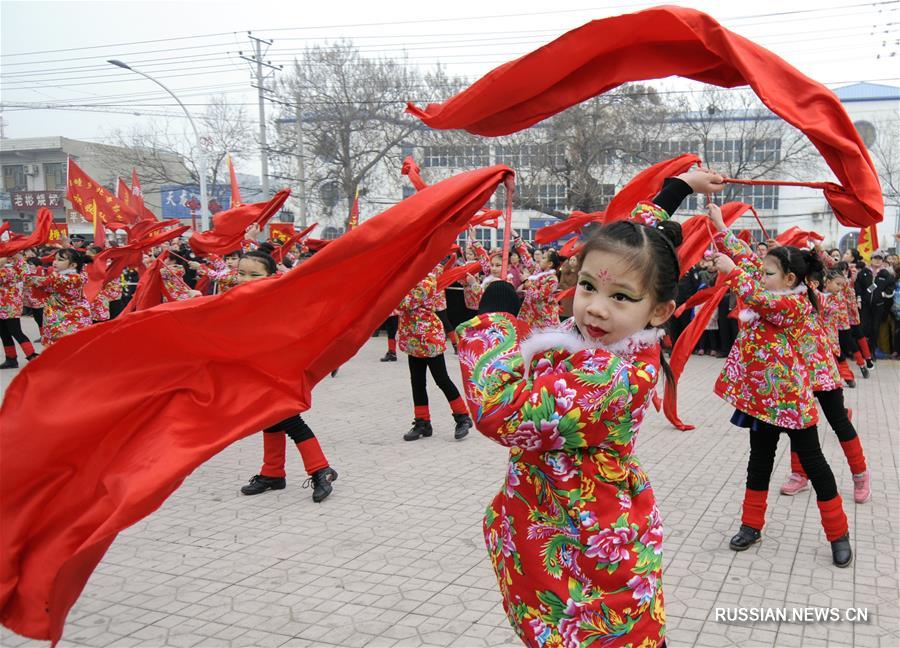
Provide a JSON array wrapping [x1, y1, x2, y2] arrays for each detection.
[[108, 59, 209, 231]]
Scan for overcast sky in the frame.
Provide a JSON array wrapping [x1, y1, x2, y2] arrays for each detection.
[[2, 0, 898, 152]]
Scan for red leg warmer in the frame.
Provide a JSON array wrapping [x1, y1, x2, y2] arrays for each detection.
[[839, 436, 867, 475], [296, 437, 329, 475], [817, 495, 849, 541], [741, 488, 768, 531], [260, 432, 287, 478]]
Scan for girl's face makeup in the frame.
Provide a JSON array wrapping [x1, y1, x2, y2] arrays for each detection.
[[573, 250, 674, 344], [762, 255, 795, 291], [225, 255, 240, 269], [236, 258, 270, 284], [489, 256, 503, 278]]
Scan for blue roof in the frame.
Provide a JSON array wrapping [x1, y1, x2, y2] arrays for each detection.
[[833, 82, 900, 102]]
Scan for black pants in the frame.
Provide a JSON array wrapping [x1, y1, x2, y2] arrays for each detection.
[[747, 423, 838, 501], [384, 315, 398, 340], [263, 414, 315, 443], [408, 354, 461, 407], [29, 307, 43, 331], [0, 318, 31, 352], [837, 329, 859, 361], [814, 389, 857, 442]]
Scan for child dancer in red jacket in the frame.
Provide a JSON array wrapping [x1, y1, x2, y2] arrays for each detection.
[[708, 206, 852, 567]]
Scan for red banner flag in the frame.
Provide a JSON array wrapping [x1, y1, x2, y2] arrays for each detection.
[[268, 223, 295, 243], [228, 154, 242, 208], [0, 165, 512, 644], [66, 159, 139, 228], [407, 5, 883, 228], [347, 189, 360, 231], [120, 252, 171, 315], [189, 190, 290, 256]]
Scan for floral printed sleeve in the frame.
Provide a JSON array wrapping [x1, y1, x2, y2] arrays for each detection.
[[398, 274, 437, 312], [457, 313, 658, 453], [515, 239, 537, 274], [723, 267, 805, 328], [159, 265, 194, 301], [470, 241, 492, 275], [715, 230, 763, 281], [197, 258, 230, 280]]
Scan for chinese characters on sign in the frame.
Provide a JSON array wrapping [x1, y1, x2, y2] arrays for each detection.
[[10, 191, 65, 210], [160, 185, 231, 219]]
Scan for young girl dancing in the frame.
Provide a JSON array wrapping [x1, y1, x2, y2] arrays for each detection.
[[0, 253, 39, 368], [519, 249, 562, 329], [398, 272, 473, 442], [779, 267, 870, 503], [707, 207, 852, 567], [234, 250, 339, 503], [455, 168, 723, 647], [25, 248, 92, 346]]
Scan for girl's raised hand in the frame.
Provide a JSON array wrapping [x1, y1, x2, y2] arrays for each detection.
[[713, 252, 736, 275], [706, 203, 727, 232], [679, 167, 726, 194]]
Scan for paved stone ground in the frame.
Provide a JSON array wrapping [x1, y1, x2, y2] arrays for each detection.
[[2, 318, 898, 648]]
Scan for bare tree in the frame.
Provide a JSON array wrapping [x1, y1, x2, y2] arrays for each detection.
[[670, 89, 820, 203], [273, 43, 461, 229], [104, 95, 254, 197]]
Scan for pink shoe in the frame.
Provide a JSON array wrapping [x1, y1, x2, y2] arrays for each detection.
[[852, 471, 871, 503], [780, 473, 810, 496]]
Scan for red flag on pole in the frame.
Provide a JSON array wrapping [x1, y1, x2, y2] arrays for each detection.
[[189, 190, 290, 256], [66, 159, 139, 229], [228, 154, 242, 208], [857, 223, 878, 262], [347, 189, 360, 231]]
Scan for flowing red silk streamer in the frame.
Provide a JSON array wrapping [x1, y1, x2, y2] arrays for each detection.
[[470, 209, 502, 228], [775, 226, 824, 248], [0, 209, 52, 257], [407, 6, 882, 228], [554, 286, 576, 303], [500, 177, 515, 279], [559, 238, 583, 258], [662, 204, 752, 430], [437, 261, 482, 291], [120, 252, 171, 315], [535, 154, 701, 244], [0, 165, 513, 644], [272, 222, 317, 264], [84, 225, 189, 303], [188, 190, 290, 257], [401, 156, 428, 191]]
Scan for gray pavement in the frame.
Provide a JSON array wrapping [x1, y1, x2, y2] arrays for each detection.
[[1, 318, 898, 648]]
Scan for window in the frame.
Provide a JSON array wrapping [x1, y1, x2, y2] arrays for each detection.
[[853, 121, 876, 148], [731, 184, 778, 210], [497, 228, 536, 244], [43, 163, 65, 191], [495, 143, 566, 168], [745, 139, 781, 163], [402, 184, 415, 200], [520, 183, 567, 211], [421, 145, 490, 168], [2, 165, 26, 192], [634, 140, 699, 164], [596, 184, 616, 210], [707, 139, 742, 164]]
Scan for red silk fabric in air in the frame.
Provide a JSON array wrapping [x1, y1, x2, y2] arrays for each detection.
[[188, 190, 290, 257], [0, 209, 52, 257], [775, 226, 824, 248], [0, 165, 512, 644], [407, 6, 882, 227]]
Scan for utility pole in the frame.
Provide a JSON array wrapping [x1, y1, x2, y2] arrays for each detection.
[[239, 33, 281, 200]]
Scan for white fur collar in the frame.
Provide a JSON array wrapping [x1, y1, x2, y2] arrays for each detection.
[[526, 269, 555, 281], [739, 284, 807, 324], [519, 321, 663, 377], [57, 268, 79, 276]]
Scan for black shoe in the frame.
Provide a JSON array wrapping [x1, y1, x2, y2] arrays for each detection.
[[831, 533, 853, 567], [865, 358, 875, 369], [729, 525, 762, 551], [452, 412, 472, 440], [859, 365, 869, 379], [403, 418, 433, 441], [303, 467, 338, 503], [25, 353, 39, 361], [380, 351, 397, 362], [240, 474, 286, 495], [845, 379, 856, 389], [331, 368, 339, 378], [0, 357, 18, 369]]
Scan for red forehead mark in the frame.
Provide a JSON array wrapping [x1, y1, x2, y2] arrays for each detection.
[[595, 269, 613, 284]]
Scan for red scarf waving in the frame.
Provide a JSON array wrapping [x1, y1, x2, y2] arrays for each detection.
[[0, 209, 52, 257], [188, 189, 290, 256], [0, 165, 512, 644], [408, 6, 882, 227]]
